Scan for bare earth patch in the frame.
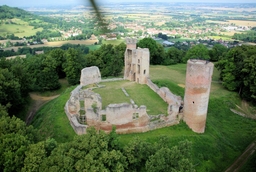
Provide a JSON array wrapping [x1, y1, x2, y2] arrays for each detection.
[[231, 100, 256, 120], [26, 93, 59, 125], [178, 84, 185, 88]]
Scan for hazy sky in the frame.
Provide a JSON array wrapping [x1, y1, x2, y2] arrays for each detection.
[[0, 0, 255, 8]]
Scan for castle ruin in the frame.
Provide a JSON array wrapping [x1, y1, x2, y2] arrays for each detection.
[[64, 38, 213, 134], [124, 37, 149, 84]]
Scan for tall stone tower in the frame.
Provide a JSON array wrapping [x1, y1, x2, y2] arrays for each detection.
[[124, 38, 150, 84], [183, 59, 214, 133]]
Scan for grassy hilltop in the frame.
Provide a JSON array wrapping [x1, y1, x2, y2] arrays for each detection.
[[32, 64, 256, 171]]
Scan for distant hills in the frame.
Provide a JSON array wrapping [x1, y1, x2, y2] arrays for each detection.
[[0, 5, 35, 19]]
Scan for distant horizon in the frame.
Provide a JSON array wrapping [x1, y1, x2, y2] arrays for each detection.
[[1, 0, 256, 8]]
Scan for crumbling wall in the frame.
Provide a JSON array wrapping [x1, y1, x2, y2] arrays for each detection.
[[80, 66, 101, 86], [65, 82, 151, 134], [124, 38, 150, 84], [85, 103, 150, 133], [147, 78, 183, 120], [183, 59, 214, 133]]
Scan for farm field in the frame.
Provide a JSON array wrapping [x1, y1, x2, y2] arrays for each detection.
[[228, 20, 256, 27], [32, 63, 256, 171], [2, 39, 124, 52], [2, 40, 100, 51], [0, 24, 43, 37]]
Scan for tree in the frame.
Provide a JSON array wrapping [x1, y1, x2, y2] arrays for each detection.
[[123, 137, 154, 171], [22, 138, 57, 172], [84, 43, 125, 77], [40, 127, 127, 171], [164, 47, 183, 65], [0, 68, 23, 114], [216, 45, 256, 102], [0, 115, 38, 171], [49, 49, 66, 78], [137, 38, 164, 65], [41, 55, 60, 90], [145, 140, 194, 172], [209, 44, 228, 62], [63, 48, 84, 85], [183, 44, 210, 63]]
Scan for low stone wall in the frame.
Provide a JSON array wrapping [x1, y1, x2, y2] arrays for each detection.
[[147, 78, 183, 118], [147, 79, 159, 92], [101, 78, 124, 82]]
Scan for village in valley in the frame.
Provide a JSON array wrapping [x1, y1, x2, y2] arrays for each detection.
[[1, 2, 256, 50]]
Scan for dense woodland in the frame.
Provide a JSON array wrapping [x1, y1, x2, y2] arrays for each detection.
[[0, 43, 125, 116], [0, 111, 194, 171], [233, 30, 256, 43]]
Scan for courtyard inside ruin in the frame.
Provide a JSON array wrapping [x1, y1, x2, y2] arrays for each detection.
[[92, 80, 168, 116]]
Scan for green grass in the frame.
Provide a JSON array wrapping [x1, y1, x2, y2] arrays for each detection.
[[32, 63, 256, 171], [240, 148, 256, 172], [125, 83, 168, 115], [87, 44, 101, 51], [209, 35, 234, 41], [102, 39, 125, 45], [0, 24, 43, 38], [31, 79, 70, 97], [93, 81, 131, 108], [31, 86, 76, 143], [93, 80, 168, 115]]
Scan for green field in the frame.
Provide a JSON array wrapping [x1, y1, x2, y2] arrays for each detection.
[[32, 64, 256, 171], [0, 24, 43, 37], [209, 35, 234, 41], [93, 80, 168, 115], [102, 39, 125, 45]]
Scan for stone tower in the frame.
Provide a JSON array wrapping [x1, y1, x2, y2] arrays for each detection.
[[124, 38, 150, 84], [183, 59, 214, 133]]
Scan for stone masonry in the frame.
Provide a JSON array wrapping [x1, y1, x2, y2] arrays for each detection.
[[124, 37, 150, 84], [183, 59, 214, 133]]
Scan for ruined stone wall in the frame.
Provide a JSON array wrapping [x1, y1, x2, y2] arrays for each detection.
[[183, 59, 214, 133], [84, 103, 150, 133], [126, 37, 137, 49], [147, 78, 182, 120], [136, 48, 150, 84], [65, 73, 151, 135], [124, 38, 150, 84], [64, 101, 87, 135], [80, 66, 101, 86]]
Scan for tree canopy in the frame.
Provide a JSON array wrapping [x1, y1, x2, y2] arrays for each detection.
[[183, 44, 210, 63], [216, 45, 256, 103], [137, 38, 165, 65]]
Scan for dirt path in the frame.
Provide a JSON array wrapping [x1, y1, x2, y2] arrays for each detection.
[[225, 140, 256, 172], [25, 93, 59, 125]]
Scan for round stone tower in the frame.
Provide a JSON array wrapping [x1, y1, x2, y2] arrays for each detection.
[[183, 59, 214, 133]]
